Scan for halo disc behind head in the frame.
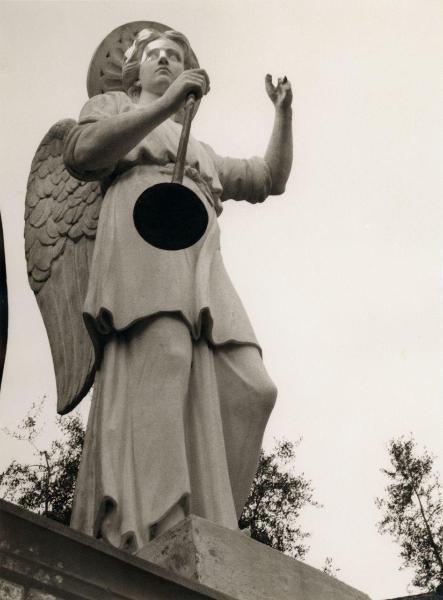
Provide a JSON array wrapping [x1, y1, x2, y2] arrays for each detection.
[[87, 21, 199, 97]]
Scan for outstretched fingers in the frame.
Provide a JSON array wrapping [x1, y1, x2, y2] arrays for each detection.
[[277, 76, 291, 90], [265, 73, 276, 98], [265, 74, 292, 108]]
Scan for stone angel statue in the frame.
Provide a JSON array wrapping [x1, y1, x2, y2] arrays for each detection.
[[24, 21, 293, 554]]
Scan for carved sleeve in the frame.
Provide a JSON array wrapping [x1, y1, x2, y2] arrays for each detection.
[[64, 92, 127, 181], [201, 144, 272, 204]]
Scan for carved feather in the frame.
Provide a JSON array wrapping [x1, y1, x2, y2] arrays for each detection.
[[24, 119, 103, 414]]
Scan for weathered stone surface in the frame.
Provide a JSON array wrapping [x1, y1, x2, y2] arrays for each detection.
[[0, 500, 222, 599], [26, 590, 60, 600], [1, 500, 373, 600], [0, 576, 25, 599], [139, 515, 372, 600]]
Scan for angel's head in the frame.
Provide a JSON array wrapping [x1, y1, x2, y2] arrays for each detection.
[[122, 29, 198, 101]]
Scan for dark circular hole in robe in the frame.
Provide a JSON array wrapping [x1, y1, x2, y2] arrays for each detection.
[[133, 183, 209, 251]]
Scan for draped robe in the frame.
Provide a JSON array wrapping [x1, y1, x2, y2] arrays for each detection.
[[64, 91, 277, 551]]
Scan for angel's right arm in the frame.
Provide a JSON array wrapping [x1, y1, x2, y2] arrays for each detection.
[[68, 94, 173, 174], [66, 69, 209, 178]]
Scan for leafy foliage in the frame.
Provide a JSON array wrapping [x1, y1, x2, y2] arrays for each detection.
[[239, 439, 319, 559], [376, 435, 443, 591], [322, 556, 341, 578], [0, 402, 84, 525]]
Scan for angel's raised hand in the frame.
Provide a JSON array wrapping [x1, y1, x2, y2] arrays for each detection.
[[265, 74, 292, 110]]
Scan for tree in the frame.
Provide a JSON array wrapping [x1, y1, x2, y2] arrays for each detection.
[[376, 435, 443, 591], [322, 556, 341, 578], [0, 401, 84, 525], [1, 409, 319, 562], [239, 439, 319, 559]]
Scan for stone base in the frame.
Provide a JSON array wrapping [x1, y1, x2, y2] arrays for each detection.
[[0, 500, 217, 599], [139, 515, 371, 600], [0, 500, 371, 600]]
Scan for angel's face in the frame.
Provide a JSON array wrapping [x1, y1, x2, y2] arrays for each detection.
[[139, 38, 185, 96]]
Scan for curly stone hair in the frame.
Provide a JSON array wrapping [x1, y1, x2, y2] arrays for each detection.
[[122, 28, 199, 99]]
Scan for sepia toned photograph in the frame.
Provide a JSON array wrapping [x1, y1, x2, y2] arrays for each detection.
[[0, 1, 442, 599]]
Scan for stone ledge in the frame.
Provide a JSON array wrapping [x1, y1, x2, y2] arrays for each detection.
[[0, 500, 224, 599], [1, 500, 372, 600], [139, 515, 372, 600]]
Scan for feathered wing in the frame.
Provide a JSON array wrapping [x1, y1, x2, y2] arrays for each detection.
[[25, 120, 103, 414]]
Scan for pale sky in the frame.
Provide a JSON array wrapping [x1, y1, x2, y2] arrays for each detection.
[[1, 1, 442, 598]]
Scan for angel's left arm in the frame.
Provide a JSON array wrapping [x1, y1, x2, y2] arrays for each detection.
[[264, 75, 293, 195]]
